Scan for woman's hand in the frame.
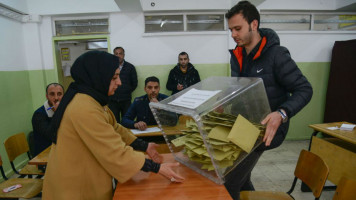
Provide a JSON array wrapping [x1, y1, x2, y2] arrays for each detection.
[[159, 163, 185, 183], [146, 143, 163, 163]]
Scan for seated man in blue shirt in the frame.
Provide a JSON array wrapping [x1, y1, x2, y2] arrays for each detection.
[[122, 76, 168, 130], [32, 83, 64, 156]]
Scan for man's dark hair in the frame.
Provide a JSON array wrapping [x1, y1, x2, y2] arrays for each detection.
[[113, 47, 125, 54], [178, 52, 189, 60], [145, 76, 160, 87], [225, 1, 260, 29], [46, 83, 64, 94]]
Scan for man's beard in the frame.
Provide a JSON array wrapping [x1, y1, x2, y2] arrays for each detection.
[[237, 25, 253, 47], [149, 94, 157, 99]]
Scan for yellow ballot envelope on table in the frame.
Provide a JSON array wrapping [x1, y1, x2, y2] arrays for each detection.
[[150, 77, 270, 185]]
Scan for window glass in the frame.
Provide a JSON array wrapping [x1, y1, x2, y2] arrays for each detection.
[[260, 14, 310, 30], [314, 14, 356, 31], [145, 15, 183, 33], [55, 19, 109, 36], [187, 14, 224, 31]]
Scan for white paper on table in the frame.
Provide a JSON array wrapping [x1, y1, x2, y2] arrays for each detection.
[[168, 88, 221, 109], [130, 127, 161, 135], [327, 126, 339, 130], [340, 124, 356, 131]]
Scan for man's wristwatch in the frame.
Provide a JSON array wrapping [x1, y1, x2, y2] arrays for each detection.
[[277, 109, 288, 123]]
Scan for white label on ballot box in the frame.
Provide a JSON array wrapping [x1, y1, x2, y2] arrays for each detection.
[[168, 88, 221, 109]]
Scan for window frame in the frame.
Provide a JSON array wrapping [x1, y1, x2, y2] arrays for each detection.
[[143, 11, 227, 36]]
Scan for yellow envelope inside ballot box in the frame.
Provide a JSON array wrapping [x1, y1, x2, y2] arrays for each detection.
[[207, 125, 231, 143], [227, 115, 260, 153], [171, 135, 189, 147]]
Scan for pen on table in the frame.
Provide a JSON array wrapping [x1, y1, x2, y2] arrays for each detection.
[[47, 106, 54, 110]]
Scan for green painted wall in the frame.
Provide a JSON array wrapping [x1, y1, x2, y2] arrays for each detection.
[[0, 61, 329, 179], [0, 71, 36, 178], [28, 69, 57, 110], [0, 69, 56, 179], [287, 62, 330, 140]]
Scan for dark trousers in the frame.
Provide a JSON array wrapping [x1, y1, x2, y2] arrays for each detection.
[[224, 150, 264, 200], [108, 99, 131, 123]]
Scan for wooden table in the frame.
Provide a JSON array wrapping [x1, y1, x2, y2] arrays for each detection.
[[308, 122, 356, 186], [309, 122, 356, 145], [131, 115, 191, 137], [113, 154, 231, 200], [28, 146, 51, 172], [130, 125, 183, 137]]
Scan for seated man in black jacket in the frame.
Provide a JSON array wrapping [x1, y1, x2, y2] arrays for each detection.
[[109, 47, 138, 123], [32, 83, 64, 156], [122, 76, 168, 131]]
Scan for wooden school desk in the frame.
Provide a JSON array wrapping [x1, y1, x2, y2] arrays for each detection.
[[26, 123, 182, 167], [113, 153, 231, 200], [28, 146, 51, 171], [130, 125, 182, 137], [308, 122, 356, 186], [130, 115, 191, 137]]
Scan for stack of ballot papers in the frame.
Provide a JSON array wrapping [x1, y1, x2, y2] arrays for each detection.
[[171, 111, 265, 171]]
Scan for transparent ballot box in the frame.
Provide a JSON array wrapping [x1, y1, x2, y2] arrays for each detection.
[[150, 77, 271, 184]]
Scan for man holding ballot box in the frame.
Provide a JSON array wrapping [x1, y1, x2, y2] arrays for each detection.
[[225, 1, 313, 199]]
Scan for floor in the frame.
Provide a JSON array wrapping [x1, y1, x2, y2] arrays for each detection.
[[252, 140, 335, 200], [22, 140, 336, 200]]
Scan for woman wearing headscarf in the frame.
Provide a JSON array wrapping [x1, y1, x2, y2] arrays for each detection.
[[43, 51, 184, 200]]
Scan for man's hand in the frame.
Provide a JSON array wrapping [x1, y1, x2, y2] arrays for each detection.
[[150, 97, 159, 103], [134, 121, 147, 131], [146, 143, 163, 163], [52, 101, 60, 111], [261, 111, 283, 146], [177, 84, 183, 91]]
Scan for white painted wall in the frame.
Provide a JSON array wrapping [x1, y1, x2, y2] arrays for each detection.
[[109, 12, 229, 66], [20, 16, 54, 71], [140, 0, 231, 11], [1, 0, 356, 72], [23, 23, 42, 70], [336, 0, 356, 9], [40, 16, 56, 70], [26, 0, 120, 15], [258, 0, 336, 11], [278, 33, 356, 62], [0, 15, 27, 71], [0, 0, 28, 14]]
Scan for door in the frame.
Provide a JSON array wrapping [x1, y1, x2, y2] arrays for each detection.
[[52, 35, 110, 91]]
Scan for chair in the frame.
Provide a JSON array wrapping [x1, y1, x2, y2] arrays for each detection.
[[0, 155, 43, 199], [240, 149, 329, 200], [27, 131, 36, 158], [4, 133, 44, 177], [333, 177, 356, 200]]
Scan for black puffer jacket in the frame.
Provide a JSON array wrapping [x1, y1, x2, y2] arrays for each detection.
[[110, 60, 137, 101], [166, 63, 201, 95], [229, 28, 313, 150]]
